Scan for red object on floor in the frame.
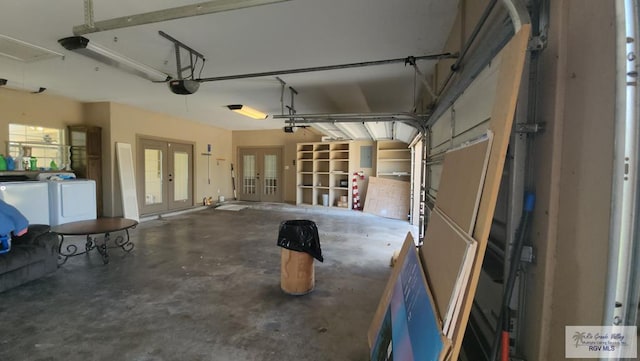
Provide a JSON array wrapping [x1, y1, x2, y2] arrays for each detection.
[[501, 330, 509, 361]]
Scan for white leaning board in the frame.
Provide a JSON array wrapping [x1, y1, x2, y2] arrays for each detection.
[[116, 142, 139, 222]]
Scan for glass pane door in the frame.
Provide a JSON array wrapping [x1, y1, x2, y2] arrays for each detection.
[[239, 149, 260, 201], [145, 149, 163, 205], [173, 152, 189, 201], [238, 147, 282, 202], [139, 139, 168, 215], [261, 149, 281, 202], [168, 143, 193, 210], [138, 138, 193, 215]]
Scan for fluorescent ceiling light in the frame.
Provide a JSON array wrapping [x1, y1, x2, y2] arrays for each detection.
[[227, 104, 268, 119], [0, 78, 46, 93], [58, 36, 170, 82]]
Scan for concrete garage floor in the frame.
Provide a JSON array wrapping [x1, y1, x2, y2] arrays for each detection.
[[0, 204, 416, 361]]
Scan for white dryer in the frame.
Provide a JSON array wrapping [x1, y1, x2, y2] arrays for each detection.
[[48, 179, 97, 226]]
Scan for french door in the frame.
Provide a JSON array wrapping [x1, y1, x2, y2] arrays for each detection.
[[239, 147, 282, 202], [138, 138, 194, 215]]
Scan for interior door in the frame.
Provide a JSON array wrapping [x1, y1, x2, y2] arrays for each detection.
[[139, 139, 167, 215], [261, 148, 282, 203], [139, 138, 194, 215], [168, 142, 193, 210], [239, 148, 260, 202], [239, 147, 282, 202]]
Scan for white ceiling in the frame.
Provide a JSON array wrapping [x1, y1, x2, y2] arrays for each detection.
[[0, 0, 458, 138]]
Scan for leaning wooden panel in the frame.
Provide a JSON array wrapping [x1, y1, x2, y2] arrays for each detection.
[[448, 25, 531, 360], [363, 176, 410, 220], [434, 132, 493, 234], [419, 208, 476, 330]]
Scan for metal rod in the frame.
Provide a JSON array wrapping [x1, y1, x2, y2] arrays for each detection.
[[273, 112, 429, 120], [289, 87, 297, 115], [158, 31, 206, 60], [197, 53, 457, 82], [73, 0, 293, 35], [285, 117, 422, 130], [174, 43, 182, 80], [277, 77, 286, 116], [603, 0, 640, 341]]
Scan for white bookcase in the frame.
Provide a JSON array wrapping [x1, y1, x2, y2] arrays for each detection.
[[296, 141, 352, 209]]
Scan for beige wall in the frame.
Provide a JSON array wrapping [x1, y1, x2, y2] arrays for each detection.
[[0, 89, 234, 217], [0, 88, 85, 148], [106, 102, 233, 216], [232, 128, 321, 203]]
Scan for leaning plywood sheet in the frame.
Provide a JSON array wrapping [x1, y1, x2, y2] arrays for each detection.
[[363, 177, 410, 220], [448, 25, 531, 361], [420, 208, 476, 331], [368, 233, 450, 361], [116, 142, 140, 222], [434, 132, 493, 234], [436, 210, 478, 339]]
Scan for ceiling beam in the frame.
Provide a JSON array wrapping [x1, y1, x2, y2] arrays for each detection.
[[73, 0, 292, 35]]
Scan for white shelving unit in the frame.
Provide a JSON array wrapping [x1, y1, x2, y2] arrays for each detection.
[[297, 140, 412, 208], [376, 140, 411, 181], [296, 142, 352, 209]]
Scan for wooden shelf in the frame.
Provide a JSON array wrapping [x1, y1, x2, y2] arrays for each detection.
[[376, 140, 412, 180], [297, 141, 353, 208]]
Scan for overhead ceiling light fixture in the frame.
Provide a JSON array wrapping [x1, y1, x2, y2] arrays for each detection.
[[0, 78, 46, 93], [227, 104, 268, 120], [58, 36, 171, 82]]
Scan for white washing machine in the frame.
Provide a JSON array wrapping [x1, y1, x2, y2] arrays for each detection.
[[48, 179, 97, 226], [0, 181, 50, 225]]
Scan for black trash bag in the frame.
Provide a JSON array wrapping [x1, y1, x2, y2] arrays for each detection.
[[277, 220, 323, 262]]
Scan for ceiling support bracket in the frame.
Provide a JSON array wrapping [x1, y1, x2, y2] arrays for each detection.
[[158, 31, 205, 80], [83, 0, 95, 29]]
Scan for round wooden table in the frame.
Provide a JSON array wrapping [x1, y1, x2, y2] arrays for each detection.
[[51, 218, 137, 265]]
